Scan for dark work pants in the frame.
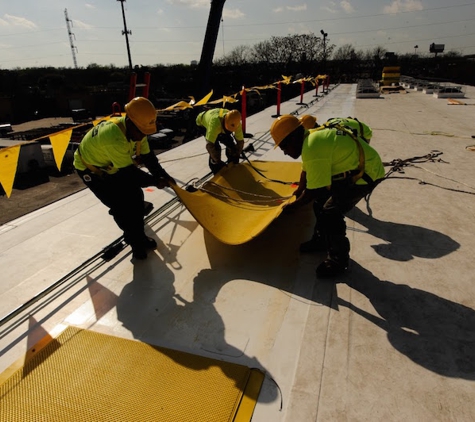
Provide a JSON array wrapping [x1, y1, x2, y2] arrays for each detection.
[[313, 181, 376, 265], [77, 169, 146, 249], [208, 133, 240, 174]]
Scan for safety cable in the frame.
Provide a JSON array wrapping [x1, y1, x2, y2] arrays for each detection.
[[0, 180, 204, 331], [365, 149, 475, 215], [196, 181, 292, 204], [1, 90, 328, 330], [240, 151, 297, 186]]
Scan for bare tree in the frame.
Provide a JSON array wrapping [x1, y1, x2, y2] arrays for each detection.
[[215, 45, 253, 66], [249, 33, 331, 64], [332, 44, 363, 61], [363, 45, 387, 61]]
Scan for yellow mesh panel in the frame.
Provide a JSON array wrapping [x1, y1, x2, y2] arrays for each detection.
[[0, 326, 264, 422]]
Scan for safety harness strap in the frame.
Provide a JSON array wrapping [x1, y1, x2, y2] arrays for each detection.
[[352, 117, 369, 143], [77, 147, 105, 176], [315, 122, 369, 184]]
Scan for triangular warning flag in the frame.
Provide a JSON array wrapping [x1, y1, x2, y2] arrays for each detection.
[[0, 144, 21, 198], [281, 75, 292, 85], [163, 101, 194, 111], [49, 130, 72, 171], [194, 90, 213, 107]]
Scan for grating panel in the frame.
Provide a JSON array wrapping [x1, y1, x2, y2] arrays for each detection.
[[0, 326, 264, 422]]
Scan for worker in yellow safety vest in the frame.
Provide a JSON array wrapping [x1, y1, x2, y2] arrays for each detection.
[[195, 108, 244, 174], [300, 115, 373, 144], [73, 97, 175, 260], [270, 114, 384, 278]]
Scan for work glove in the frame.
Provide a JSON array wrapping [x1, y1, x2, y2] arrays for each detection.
[[153, 172, 175, 189]]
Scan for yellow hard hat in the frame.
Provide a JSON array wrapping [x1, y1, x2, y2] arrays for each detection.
[[224, 109, 241, 132], [299, 114, 317, 130], [124, 97, 157, 135], [270, 114, 301, 147]]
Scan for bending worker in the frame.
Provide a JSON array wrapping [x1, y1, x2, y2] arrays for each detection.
[[270, 114, 385, 278], [195, 108, 244, 174], [73, 96, 175, 260]]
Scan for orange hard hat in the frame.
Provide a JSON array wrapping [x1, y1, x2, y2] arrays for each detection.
[[124, 97, 157, 135], [299, 114, 317, 130], [270, 114, 301, 147], [224, 109, 241, 132]]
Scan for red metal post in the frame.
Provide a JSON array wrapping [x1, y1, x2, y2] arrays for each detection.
[[128, 72, 137, 101], [300, 80, 305, 103], [241, 86, 247, 134], [315, 78, 319, 96], [112, 102, 122, 116], [142, 72, 151, 98], [274, 81, 281, 117]]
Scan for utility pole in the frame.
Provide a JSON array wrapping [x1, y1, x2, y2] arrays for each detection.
[[320, 29, 328, 74], [197, 0, 226, 97], [64, 9, 78, 69], [117, 0, 133, 71]]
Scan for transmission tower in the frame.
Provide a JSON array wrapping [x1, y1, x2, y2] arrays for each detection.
[[64, 9, 78, 69], [117, 0, 133, 71]]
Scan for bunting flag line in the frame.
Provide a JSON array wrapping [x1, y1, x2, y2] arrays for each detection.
[[49, 130, 73, 171], [1, 73, 328, 198], [0, 144, 21, 198]]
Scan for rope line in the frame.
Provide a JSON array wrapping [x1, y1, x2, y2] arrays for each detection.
[[365, 149, 474, 214], [197, 180, 292, 204]]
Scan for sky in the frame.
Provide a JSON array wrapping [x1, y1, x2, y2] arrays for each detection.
[[0, 0, 474, 69]]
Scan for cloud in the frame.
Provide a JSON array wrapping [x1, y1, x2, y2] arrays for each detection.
[[383, 0, 423, 14], [322, 6, 338, 14], [287, 4, 307, 12], [85, 4, 96, 9], [157, 9, 164, 15], [273, 4, 307, 13], [223, 8, 245, 19], [340, 1, 355, 13], [166, 0, 209, 8], [1, 14, 37, 29], [73, 20, 93, 30]]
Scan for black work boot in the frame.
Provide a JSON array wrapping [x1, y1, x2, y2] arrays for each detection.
[[132, 246, 147, 260], [299, 236, 326, 253], [316, 258, 348, 278], [130, 235, 156, 260], [142, 236, 157, 250], [143, 201, 154, 216]]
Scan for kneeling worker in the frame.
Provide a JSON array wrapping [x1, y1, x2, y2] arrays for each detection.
[[270, 114, 385, 278], [195, 108, 244, 174], [73, 96, 175, 260]]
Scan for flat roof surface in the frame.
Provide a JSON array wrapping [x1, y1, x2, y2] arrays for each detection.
[[1, 83, 475, 421]]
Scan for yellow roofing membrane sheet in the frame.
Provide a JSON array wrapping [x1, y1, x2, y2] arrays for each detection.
[[172, 161, 301, 245]]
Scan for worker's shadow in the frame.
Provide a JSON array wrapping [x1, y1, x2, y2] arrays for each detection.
[[333, 262, 475, 379], [115, 247, 278, 404], [198, 203, 316, 302], [347, 206, 460, 261]]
